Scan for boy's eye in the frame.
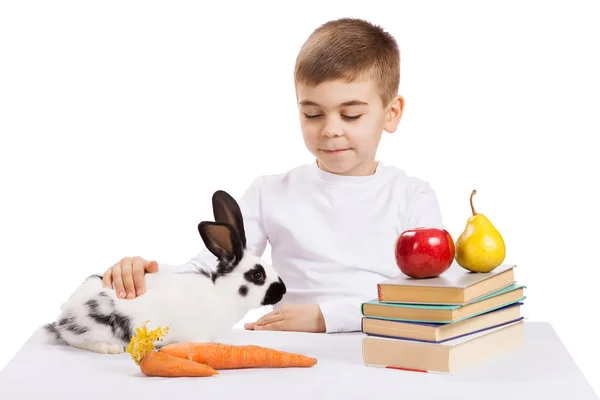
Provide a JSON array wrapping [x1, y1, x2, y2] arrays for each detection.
[[303, 114, 362, 120]]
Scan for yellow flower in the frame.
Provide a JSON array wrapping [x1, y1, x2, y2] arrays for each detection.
[[125, 321, 169, 365]]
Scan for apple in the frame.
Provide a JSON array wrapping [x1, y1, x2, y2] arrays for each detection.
[[394, 227, 455, 279]]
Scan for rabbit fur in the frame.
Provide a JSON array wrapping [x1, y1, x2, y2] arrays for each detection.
[[44, 190, 286, 354]]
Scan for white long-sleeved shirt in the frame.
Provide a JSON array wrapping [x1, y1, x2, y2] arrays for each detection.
[[161, 161, 444, 333]]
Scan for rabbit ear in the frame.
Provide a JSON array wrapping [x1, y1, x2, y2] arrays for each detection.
[[198, 221, 244, 264], [211, 190, 246, 248]]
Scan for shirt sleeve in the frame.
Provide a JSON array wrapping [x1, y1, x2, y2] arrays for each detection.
[[318, 298, 365, 333], [406, 181, 445, 230], [159, 177, 269, 274]]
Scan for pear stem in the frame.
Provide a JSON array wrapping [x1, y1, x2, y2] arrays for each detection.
[[470, 190, 477, 216]]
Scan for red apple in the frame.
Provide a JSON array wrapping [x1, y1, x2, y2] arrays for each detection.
[[394, 227, 455, 279]]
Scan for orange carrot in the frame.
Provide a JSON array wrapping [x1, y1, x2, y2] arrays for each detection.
[[126, 321, 218, 378], [159, 342, 318, 369], [140, 351, 219, 377]]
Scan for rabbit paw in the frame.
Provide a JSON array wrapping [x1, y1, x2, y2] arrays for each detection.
[[72, 341, 124, 354]]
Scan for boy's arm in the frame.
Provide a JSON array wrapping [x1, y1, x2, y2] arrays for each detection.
[[244, 302, 359, 333], [406, 181, 444, 229], [318, 300, 364, 333], [161, 176, 269, 274]]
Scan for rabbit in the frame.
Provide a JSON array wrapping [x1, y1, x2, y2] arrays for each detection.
[[44, 190, 287, 354]]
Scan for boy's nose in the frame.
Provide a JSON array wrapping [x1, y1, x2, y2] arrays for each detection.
[[321, 124, 343, 137]]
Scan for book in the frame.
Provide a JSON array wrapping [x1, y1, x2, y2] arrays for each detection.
[[377, 263, 516, 304], [362, 319, 525, 373], [362, 302, 523, 343], [362, 283, 525, 323]]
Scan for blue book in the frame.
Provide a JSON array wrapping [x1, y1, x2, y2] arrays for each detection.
[[362, 302, 524, 343]]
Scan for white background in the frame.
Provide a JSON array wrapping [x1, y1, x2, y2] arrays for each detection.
[[1, 0, 599, 394]]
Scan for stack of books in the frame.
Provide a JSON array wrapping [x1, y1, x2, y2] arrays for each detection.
[[361, 263, 526, 373]]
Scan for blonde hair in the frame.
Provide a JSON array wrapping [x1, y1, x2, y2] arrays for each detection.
[[294, 18, 400, 107]]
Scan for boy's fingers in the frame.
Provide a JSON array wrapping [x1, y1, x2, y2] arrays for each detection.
[[133, 259, 146, 296], [244, 322, 256, 330], [145, 260, 159, 273], [255, 311, 283, 326], [102, 267, 113, 289], [111, 265, 126, 298], [120, 260, 135, 299], [256, 320, 286, 331], [103, 257, 156, 298]]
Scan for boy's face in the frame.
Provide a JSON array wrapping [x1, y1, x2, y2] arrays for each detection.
[[296, 77, 404, 176]]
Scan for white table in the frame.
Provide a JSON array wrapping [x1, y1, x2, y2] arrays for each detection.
[[0, 321, 597, 399]]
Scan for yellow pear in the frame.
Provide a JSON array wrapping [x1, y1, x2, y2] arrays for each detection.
[[455, 190, 506, 273]]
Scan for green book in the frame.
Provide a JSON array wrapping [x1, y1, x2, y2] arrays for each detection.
[[361, 284, 526, 323]]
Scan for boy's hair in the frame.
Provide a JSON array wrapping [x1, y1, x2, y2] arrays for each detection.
[[294, 18, 400, 107]]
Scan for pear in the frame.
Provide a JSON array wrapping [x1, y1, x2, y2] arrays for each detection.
[[455, 190, 506, 273]]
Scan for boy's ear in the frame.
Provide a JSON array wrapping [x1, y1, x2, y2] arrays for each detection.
[[198, 222, 243, 264], [384, 95, 404, 133]]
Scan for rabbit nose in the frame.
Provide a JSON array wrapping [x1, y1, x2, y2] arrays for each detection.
[[261, 278, 286, 306], [278, 277, 286, 294]]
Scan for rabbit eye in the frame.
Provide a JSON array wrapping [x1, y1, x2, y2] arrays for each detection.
[[244, 264, 267, 285], [252, 271, 264, 280]]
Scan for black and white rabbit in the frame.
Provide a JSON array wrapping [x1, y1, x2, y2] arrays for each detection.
[[44, 190, 286, 354]]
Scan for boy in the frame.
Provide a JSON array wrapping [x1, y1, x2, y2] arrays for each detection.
[[101, 17, 444, 333]]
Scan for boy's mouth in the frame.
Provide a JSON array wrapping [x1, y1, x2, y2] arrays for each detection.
[[321, 148, 350, 155]]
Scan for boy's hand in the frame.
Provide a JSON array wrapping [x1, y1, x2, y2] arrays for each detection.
[[102, 256, 158, 299], [244, 304, 326, 333]]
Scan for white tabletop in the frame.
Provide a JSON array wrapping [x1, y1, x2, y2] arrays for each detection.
[[0, 321, 597, 399]]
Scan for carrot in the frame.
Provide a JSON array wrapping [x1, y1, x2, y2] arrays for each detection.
[[159, 342, 318, 369], [140, 351, 218, 377], [125, 321, 218, 378]]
